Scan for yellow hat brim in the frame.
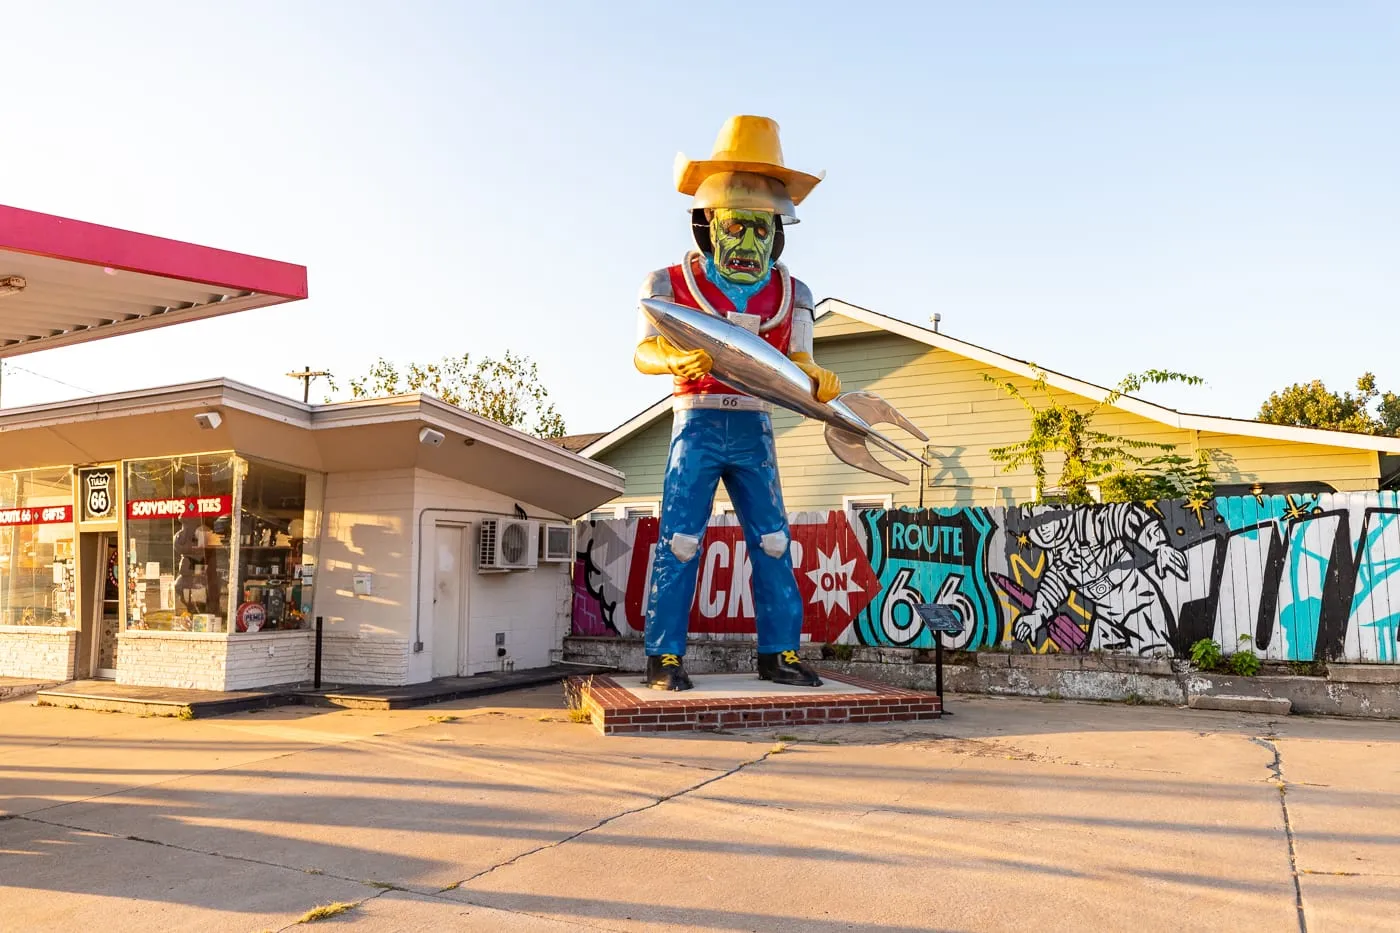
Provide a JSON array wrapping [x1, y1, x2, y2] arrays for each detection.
[[675, 157, 824, 206]]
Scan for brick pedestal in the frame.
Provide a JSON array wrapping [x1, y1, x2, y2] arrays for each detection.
[[573, 671, 941, 735]]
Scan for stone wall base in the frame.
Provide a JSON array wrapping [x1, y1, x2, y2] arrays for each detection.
[[117, 631, 314, 691], [562, 637, 1400, 720], [318, 633, 411, 686], [0, 627, 78, 681]]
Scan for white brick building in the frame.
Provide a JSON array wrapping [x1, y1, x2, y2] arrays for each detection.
[[0, 380, 622, 690]]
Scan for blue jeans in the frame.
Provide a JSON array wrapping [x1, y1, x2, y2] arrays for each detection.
[[644, 407, 803, 657]]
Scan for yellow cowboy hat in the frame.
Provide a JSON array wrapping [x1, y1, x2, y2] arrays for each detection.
[[674, 115, 825, 211]]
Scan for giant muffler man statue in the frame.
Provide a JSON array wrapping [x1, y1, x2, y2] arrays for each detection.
[[633, 115, 929, 691]]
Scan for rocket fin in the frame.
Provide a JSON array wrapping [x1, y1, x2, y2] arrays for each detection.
[[837, 390, 930, 444], [824, 424, 912, 485]]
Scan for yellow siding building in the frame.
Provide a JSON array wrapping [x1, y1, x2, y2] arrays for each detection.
[[580, 300, 1400, 515]]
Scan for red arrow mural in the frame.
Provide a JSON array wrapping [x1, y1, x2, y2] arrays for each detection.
[[622, 511, 877, 643]]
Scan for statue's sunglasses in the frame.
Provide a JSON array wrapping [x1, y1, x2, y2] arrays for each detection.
[[719, 218, 771, 240]]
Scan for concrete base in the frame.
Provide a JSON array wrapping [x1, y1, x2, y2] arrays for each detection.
[[1329, 663, 1400, 684], [0, 676, 57, 701], [35, 680, 289, 718], [33, 666, 581, 718], [563, 637, 1400, 719], [1188, 694, 1293, 715], [301, 665, 580, 710]]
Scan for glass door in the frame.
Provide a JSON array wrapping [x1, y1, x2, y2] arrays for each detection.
[[93, 534, 120, 678]]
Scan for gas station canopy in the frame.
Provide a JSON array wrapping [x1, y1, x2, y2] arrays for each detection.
[[0, 204, 307, 358]]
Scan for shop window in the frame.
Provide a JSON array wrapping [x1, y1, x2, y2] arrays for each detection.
[[234, 460, 323, 633], [587, 503, 659, 521], [124, 455, 235, 632], [843, 495, 893, 517], [0, 468, 76, 627]]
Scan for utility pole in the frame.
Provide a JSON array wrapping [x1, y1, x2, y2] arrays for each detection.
[[286, 366, 330, 404]]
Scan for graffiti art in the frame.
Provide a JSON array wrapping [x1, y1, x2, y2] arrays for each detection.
[[573, 492, 1400, 663]]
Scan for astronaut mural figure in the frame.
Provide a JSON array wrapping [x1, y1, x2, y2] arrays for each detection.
[[1010, 503, 1190, 655], [634, 116, 841, 691]]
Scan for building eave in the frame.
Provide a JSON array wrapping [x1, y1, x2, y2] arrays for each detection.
[[579, 297, 1400, 459]]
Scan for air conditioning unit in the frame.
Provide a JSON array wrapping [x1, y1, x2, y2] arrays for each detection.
[[539, 522, 574, 562], [478, 518, 539, 572]]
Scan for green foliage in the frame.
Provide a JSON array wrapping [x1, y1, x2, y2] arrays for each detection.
[[984, 366, 1205, 504], [1228, 634, 1261, 676], [1100, 449, 1216, 504], [328, 351, 566, 438], [1189, 638, 1224, 671], [1228, 651, 1261, 677], [1258, 373, 1400, 436]]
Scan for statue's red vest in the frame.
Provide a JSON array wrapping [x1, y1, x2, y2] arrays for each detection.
[[665, 255, 793, 398]]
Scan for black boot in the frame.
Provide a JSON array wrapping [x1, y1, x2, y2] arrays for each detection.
[[645, 654, 694, 691], [757, 650, 824, 687]]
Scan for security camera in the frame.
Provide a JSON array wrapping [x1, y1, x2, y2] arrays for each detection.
[[418, 427, 445, 447], [194, 411, 222, 431]]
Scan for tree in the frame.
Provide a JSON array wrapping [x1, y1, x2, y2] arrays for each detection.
[[328, 351, 567, 438], [1099, 449, 1216, 504], [1257, 373, 1400, 436], [984, 367, 1205, 505]]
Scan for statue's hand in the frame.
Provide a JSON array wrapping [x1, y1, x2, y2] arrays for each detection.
[[634, 336, 713, 380], [667, 347, 713, 381], [790, 352, 842, 403]]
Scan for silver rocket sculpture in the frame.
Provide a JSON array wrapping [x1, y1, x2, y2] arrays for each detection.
[[641, 297, 931, 484]]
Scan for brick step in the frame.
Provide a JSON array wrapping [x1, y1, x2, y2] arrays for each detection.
[[576, 671, 941, 735]]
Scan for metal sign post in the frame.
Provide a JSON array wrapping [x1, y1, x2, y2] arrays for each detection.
[[915, 603, 965, 715]]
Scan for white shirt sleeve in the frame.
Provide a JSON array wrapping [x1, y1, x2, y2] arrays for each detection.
[[789, 277, 815, 355], [636, 269, 672, 343]]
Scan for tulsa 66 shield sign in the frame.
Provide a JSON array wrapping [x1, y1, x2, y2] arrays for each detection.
[[80, 467, 117, 522]]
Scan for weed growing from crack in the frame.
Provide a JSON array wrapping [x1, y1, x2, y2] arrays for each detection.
[[562, 676, 595, 724], [297, 902, 356, 923], [775, 733, 799, 742]]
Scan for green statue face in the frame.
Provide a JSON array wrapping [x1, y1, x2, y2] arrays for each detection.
[[709, 208, 775, 284]]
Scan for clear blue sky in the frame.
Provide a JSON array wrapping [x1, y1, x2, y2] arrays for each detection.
[[2, 2, 1396, 433]]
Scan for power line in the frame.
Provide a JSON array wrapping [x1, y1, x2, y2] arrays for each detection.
[[1, 361, 96, 394]]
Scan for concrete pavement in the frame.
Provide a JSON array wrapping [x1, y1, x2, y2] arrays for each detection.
[[2, 688, 1397, 932]]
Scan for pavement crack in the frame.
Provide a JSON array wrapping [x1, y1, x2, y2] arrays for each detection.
[[1251, 734, 1307, 933], [442, 748, 779, 891], [15, 813, 394, 899]]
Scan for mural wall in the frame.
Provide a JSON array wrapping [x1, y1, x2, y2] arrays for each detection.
[[572, 492, 1400, 663]]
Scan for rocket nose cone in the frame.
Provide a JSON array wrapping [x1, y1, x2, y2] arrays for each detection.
[[640, 297, 687, 326]]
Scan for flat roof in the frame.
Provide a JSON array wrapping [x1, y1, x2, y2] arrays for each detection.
[[0, 378, 624, 519], [0, 204, 307, 357]]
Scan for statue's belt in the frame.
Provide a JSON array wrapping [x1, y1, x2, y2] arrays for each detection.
[[672, 394, 771, 413]]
